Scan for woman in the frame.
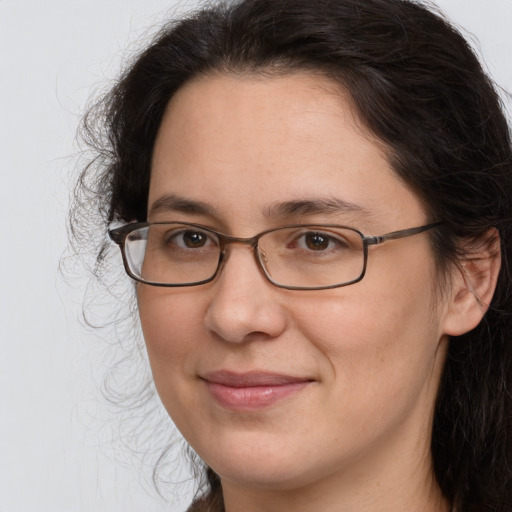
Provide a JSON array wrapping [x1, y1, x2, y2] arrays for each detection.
[[74, 0, 512, 510]]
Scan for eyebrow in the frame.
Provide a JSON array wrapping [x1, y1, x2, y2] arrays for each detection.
[[262, 197, 372, 219], [149, 193, 372, 221], [149, 194, 217, 217]]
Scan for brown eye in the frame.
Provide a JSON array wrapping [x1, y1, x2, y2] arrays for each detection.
[[182, 231, 208, 248], [163, 228, 216, 251], [305, 233, 330, 251]]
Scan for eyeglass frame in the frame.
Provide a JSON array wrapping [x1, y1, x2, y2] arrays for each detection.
[[109, 221, 442, 291]]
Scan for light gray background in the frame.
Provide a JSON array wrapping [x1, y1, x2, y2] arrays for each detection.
[[1, 1, 511, 511]]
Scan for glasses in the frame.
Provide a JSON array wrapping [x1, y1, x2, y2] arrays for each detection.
[[109, 221, 441, 290]]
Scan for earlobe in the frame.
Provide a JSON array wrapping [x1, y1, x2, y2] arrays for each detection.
[[443, 229, 501, 337]]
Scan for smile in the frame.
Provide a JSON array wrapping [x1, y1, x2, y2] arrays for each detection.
[[201, 371, 314, 410]]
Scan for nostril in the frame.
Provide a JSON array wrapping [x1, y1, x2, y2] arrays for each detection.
[[244, 330, 275, 342]]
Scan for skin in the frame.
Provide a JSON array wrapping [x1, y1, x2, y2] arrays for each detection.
[[137, 73, 481, 512]]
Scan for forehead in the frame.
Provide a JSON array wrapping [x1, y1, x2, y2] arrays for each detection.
[[149, 72, 425, 231]]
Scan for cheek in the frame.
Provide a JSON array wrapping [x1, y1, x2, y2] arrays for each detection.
[[137, 286, 205, 395], [292, 263, 443, 404]]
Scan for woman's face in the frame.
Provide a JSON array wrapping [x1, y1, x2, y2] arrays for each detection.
[[139, 73, 452, 497]]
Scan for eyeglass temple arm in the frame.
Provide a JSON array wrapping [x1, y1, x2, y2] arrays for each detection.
[[108, 222, 150, 245], [109, 230, 124, 245], [364, 222, 442, 246]]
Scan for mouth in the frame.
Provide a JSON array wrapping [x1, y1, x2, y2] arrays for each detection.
[[200, 370, 314, 410]]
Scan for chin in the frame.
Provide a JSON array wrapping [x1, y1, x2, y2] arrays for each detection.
[[214, 460, 317, 491], [193, 430, 334, 491]]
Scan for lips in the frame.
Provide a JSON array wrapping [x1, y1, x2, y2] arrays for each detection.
[[201, 370, 313, 410]]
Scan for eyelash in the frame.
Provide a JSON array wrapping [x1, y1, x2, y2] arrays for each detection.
[[287, 231, 350, 253], [164, 229, 217, 250]]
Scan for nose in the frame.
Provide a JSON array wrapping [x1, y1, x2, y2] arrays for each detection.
[[204, 244, 288, 344]]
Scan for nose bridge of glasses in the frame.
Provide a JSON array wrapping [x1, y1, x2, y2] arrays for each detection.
[[217, 232, 269, 279], [218, 232, 261, 252]]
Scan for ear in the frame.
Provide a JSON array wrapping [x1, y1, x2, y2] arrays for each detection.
[[442, 228, 501, 337]]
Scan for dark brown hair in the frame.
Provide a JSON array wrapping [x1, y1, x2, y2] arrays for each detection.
[[74, 1, 512, 510]]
